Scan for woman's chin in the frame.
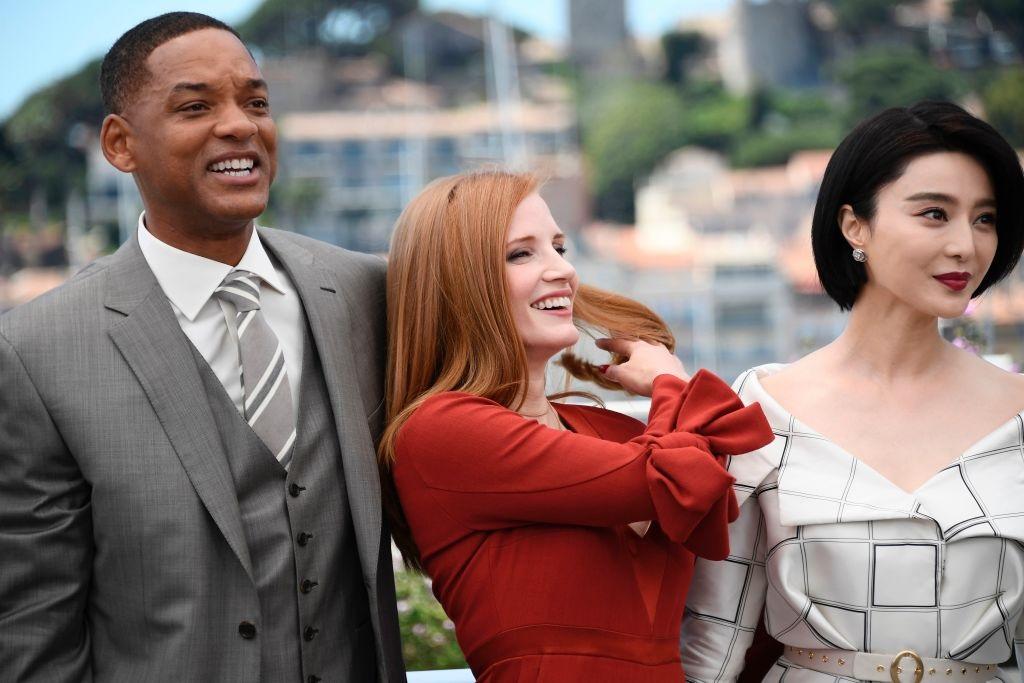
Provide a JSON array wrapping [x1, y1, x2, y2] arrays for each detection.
[[527, 334, 581, 361], [934, 300, 974, 320]]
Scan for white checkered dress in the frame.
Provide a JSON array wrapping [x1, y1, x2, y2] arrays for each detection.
[[681, 364, 1024, 683]]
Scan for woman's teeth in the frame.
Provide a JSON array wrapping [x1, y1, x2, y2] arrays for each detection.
[[531, 296, 571, 310]]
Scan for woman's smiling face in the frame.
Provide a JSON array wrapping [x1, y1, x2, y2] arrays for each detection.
[[504, 193, 580, 363]]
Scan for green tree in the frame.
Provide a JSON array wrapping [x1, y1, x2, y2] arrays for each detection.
[[731, 125, 841, 167], [818, 1, 924, 44], [983, 69, 1024, 146], [953, 0, 1024, 55], [679, 87, 749, 152], [0, 58, 103, 215], [580, 82, 690, 222], [836, 48, 962, 125], [239, 0, 417, 56], [660, 30, 707, 85], [394, 567, 466, 671], [0, 127, 24, 216]]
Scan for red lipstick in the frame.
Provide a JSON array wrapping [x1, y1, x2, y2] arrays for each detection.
[[933, 272, 971, 292]]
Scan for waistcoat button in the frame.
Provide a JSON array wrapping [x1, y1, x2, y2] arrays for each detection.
[[300, 579, 319, 594], [297, 532, 313, 546], [288, 482, 306, 497], [238, 621, 257, 639], [304, 626, 319, 641]]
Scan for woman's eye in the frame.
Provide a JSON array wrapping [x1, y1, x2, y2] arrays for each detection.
[[554, 244, 567, 256], [921, 208, 947, 221], [507, 249, 530, 261], [975, 212, 997, 227]]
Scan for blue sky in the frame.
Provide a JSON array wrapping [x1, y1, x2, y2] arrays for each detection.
[[0, 0, 730, 120]]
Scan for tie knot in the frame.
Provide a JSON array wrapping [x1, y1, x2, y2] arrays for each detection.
[[214, 270, 262, 312]]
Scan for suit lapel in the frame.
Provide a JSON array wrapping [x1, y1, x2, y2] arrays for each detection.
[[104, 237, 255, 582], [261, 229, 383, 585]]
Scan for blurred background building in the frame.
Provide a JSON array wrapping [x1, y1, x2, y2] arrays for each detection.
[[6, 0, 1024, 371], [6, 0, 1024, 360]]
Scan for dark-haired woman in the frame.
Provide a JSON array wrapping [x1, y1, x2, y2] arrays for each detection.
[[681, 101, 1024, 683], [381, 171, 774, 681]]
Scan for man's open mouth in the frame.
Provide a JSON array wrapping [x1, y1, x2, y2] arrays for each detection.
[[207, 157, 258, 177]]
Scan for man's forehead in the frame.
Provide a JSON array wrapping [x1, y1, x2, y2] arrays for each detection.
[[144, 28, 260, 88]]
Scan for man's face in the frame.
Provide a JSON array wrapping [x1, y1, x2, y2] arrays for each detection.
[[122, 28, 277, 233]]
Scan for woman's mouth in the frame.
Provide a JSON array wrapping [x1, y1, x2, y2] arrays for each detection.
[[530, 294, 573, 316], [933, 272, 971, 292]]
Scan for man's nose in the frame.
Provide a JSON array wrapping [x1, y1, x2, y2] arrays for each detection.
[[214, 103, 259, 140]]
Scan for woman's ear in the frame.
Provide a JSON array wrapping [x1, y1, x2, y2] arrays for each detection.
[[100, 114, 136, 173], [838, 204, 868, 249]]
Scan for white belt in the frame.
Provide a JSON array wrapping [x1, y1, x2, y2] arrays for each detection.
[[782, 646, 999, 683]]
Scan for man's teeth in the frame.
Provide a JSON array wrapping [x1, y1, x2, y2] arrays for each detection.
[[208, 158, 255, 174], [531, 296, 572, 310]]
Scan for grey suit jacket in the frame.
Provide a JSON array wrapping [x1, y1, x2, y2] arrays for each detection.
[[0, 228, 405, 681]]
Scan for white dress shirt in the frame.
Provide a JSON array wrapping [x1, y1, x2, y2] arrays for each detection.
[[137, 214, 304, 420]]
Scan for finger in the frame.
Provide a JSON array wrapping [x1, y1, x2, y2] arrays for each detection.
[[602, 363, 622, 384], [595, 337, 637, 356]]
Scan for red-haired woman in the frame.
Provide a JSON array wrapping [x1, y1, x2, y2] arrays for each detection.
[[380, 171, 774, 681]]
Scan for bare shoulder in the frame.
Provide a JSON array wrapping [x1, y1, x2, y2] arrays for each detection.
[[959, 351, 1024, 402], [758, 349, 831, 397]]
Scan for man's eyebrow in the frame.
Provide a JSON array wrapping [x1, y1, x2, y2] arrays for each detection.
[[170, 82, 209, 94], [169, 79, 267, 94]]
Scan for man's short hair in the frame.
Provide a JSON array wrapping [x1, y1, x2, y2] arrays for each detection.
[[100, 12, 242, 115]]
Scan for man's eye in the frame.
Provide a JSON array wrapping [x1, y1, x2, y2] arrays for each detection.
[[181, 102, 207, 113], [250, 99, 269, 109]]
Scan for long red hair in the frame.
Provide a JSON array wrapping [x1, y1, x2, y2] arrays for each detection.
[[380, 170, 674, 569]]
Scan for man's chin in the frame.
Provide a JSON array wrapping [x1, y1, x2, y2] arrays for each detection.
[[206, 198, 269, 225]]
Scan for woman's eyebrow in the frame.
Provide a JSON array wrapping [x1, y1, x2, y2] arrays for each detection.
[[903, 191, 956, 203]]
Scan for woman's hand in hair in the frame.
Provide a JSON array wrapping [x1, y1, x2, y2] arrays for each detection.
[[595, 338, 689, 396]]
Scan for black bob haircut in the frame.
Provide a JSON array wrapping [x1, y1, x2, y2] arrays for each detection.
[[812, 101, 1024, 310], [101, 12, 242, 115]]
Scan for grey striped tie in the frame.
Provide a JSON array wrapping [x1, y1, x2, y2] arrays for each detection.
[[214, 270, 296, 468]]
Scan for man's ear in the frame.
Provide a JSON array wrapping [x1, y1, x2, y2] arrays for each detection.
[[838, 204, 869, 249], [100, 114, 136, 173]]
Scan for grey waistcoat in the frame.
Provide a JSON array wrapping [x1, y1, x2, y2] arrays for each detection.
[[191, 318, 375, 682]]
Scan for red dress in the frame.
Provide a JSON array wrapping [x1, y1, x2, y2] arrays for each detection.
[[393, 371, 773, 681]]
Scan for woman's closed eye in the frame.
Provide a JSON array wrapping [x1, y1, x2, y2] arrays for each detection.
[[507, 248, 532, 262]]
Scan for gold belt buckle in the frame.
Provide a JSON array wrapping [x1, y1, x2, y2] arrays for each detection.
[[891, 650, 925, 683]]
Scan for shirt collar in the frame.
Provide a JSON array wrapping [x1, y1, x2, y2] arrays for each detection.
[[136, 212, 286, 322]]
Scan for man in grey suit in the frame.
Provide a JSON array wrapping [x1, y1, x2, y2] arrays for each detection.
[[0, 12, 405, 682]]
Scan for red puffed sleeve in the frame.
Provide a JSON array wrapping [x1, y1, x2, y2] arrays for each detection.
[[393, 369, 773, 558]]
